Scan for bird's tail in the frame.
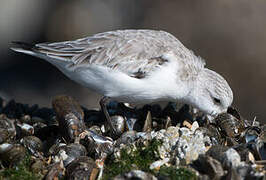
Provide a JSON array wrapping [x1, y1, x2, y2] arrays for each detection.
[[10, 41, 37, 56], [10, 41, 72, 66]]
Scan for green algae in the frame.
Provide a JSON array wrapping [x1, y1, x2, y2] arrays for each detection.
[[158, 166, 197, 180], [103, 139, 196, 180], [0, 154, 41, 180], [103, 139, 162, 179]]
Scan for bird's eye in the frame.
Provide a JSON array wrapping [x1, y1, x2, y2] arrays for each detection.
[[213, 98, 221, 104]]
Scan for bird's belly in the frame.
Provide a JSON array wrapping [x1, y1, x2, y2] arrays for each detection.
[[64, 67, 112, 95], [57, 62, 184, 104], [60, 65, 169, 103]]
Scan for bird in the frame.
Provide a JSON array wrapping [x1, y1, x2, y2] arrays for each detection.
[[11, 29, 233, 133]]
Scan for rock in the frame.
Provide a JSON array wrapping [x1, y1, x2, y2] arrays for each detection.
[[114, 170, 157, 180], [222, 148, 242, 168], [192, 154, 224, 179]]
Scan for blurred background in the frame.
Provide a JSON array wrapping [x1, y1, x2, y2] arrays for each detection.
[[0, 0, 265, 122]]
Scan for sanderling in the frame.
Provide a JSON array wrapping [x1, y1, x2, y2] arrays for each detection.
[[11, 29, 233, 132]]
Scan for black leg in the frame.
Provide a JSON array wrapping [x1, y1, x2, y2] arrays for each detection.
[[99, 96, 117, 135]]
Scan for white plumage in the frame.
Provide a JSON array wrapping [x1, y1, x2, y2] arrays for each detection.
[[11, 29, 233, 115]]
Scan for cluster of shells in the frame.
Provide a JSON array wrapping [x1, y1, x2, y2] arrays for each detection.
[[0, 95, 265, 179]]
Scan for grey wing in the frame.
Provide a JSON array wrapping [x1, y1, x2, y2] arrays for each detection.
[[35, 29, 206, 79]]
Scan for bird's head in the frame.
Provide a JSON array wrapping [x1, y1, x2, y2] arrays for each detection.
[[185, 69, 233, 116]]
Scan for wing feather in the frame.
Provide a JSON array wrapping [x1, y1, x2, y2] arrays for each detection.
[[29, 30, 206, 79]]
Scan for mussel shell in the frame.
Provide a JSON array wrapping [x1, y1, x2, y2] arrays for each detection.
[[113, 170, 157, 180], [257, 130, 266, 160], [0, 143, 13, 153], [110, 115, 125, 136], [206, 145, 242, 170], [246, 142, 262, 161], [115, 130, 138, 146], [95, 140, 114, 158], [233, 144, 254, 163], [142, 111, 152, 132], [253, 129, 266, 160], [80, 137, 96, 156], [125, 117, 137, 131], [206, 145, 229, 164], [66, 156, 98, 180], [0, 144, 26, 167], [20, 136, 43, 156], [240, 126, 261, 144], [0, 129, 10, 144], [227, 106, 241, 120], [66, 113, 85, 141], [215, 113, 245, 138], [52, 95, 84, 122], [0, 115, 16, 142], [52, 95, 85, 142], [16, 122, 34, 137], [89, 125, 102, 135], [225, 137, 239, 146], [56, 143, 87, 167], [45, 162, 65, 180], [81, 130, 113, 159], [192, 154, 224, 179], [48, 142, 67, 156]]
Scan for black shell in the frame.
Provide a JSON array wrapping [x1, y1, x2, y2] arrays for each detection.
[[66, 156, 98, 180], [215, 113, 245, 138], [52, 95, 85, 142], [0, 144, 26, 167]]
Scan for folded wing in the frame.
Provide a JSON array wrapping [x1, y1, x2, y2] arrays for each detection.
[[12, 29, 206, 80]]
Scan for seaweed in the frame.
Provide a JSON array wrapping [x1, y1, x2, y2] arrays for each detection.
[[0, 154, 40, 180], [103, 139, 196, 180]]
